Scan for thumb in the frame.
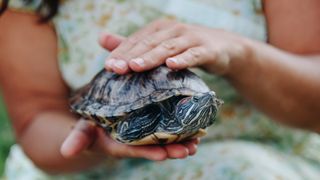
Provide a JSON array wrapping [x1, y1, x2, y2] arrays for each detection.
[[99, 32, 125, 51], [60, 119, 97, 158]]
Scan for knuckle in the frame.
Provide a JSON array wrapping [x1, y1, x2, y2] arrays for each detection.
[[140, 56, 152, 65], [153, 19, 178, 31], [173, 23, 187, 33], [160, 40, 177, 51], [141, 37, 157, 48], [126, 36, 139, 45], [187, 48, 202, 60], [152, 19, 168, 31], [110, 52, 128, 60], [140, 55, 159, 67]]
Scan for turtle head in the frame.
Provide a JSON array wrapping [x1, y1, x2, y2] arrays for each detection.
[[175, 91, 221, 128]]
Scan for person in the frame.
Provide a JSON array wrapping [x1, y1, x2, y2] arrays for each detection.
[[0, 0, 320, 179]]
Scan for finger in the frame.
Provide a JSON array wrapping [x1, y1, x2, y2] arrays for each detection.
[[61, 119, 97, 158], [125, 26, 182, 60], [193, 138, 201, 145], [108, 59, 130, 74], [183, 141, 198, 156], [125, 145, 168, 161], [129, 37, 196, 72], [98, 129, 167, 161], [164, 144, 189, 159], [99, 32, 130, 73], [107, 20, 177, 74], [166, 47, 210, 70], [105, 58, 115, 71], [99, 32, 125, 51]]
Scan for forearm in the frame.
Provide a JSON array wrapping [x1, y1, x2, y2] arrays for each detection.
[[227, 40, 320, 131], [18, 110, 105, 174], [97, 19, 320, 131]]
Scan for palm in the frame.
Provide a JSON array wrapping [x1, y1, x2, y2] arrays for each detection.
[[61, 120, 198, 160]]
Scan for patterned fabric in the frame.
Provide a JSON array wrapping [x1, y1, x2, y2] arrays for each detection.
[[4, 0, 320, 179]]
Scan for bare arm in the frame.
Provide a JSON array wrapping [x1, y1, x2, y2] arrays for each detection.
[[0, 10, 105, 173], [0, 11, 197, 174], [228, 0, 320, 130], [100, 0, 320, 131], [228, 43, 320, 131]]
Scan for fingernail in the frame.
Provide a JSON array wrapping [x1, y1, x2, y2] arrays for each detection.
[[105, 59, 114, 69], [114, 60, 127, 70], [131, 58, 145, 67], [61, 133, 78, 157], [167, 58, 179, 64]]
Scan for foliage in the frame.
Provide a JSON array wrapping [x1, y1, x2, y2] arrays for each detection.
[[0, 95, 14, 176]]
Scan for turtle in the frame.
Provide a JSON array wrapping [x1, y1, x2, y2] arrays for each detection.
[[70, 66, 222, 145]]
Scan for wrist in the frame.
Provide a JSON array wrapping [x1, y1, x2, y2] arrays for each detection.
[[225, 37, 258, 79]]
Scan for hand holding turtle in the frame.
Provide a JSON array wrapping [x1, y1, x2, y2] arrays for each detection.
[[60, 26, 223, 162], [61, 119, 199, 161], [101, 19, 250, 75], [61, 31, 202, 161]]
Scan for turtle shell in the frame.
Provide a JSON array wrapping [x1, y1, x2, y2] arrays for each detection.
[[70, 66, 211, 123]]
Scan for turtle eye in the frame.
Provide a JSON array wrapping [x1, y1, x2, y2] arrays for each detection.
[[193, 96, 199, 102]]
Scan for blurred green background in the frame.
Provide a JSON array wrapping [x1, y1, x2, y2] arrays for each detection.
[[0, 94, 15, 176]]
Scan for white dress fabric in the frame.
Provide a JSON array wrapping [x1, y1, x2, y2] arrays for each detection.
[[4, 0, 320, 179]]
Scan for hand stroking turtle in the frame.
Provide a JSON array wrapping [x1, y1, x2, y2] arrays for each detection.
[[70, 66, 222, 145]]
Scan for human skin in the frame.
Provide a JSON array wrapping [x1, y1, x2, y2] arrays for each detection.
[[102, 0, 320, 131], [0, 11, 198, 173], [0, 0, 320, 174]]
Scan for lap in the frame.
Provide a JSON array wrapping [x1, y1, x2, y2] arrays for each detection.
[[5, 140, 320, 180], [113, 140, 320, 180]]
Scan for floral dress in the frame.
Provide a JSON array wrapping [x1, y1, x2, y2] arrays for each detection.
[[4, 0, 320, 179]]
